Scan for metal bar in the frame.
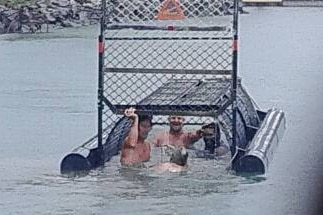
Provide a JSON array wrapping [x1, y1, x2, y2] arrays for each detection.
[[231, 0, 239, 158], [104, 67, 232, 75], [106, 24, 227, 31], [102, 96, 117, 113], [213, 98, 233, 118], [153, 122, 209, 126], [116, 109, 216, 117], [97, 0, 106, 165], [112, 104, 221, 117], [105, 37, 232, 41]]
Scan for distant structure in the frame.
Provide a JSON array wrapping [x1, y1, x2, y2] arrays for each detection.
[[242, 0, 323, 7], [242, 0, 283, 6]]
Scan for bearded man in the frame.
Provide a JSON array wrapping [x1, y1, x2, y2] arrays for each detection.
[[152, 115, 202, 149]]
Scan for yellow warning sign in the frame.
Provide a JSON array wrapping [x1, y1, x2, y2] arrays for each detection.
[[157, 0, 185, 20]]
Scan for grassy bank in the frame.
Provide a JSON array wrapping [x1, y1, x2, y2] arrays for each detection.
[[0, 0, 37, 6]]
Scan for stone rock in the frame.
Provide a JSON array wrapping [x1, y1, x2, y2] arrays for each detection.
[[51, 0, 70, 7]]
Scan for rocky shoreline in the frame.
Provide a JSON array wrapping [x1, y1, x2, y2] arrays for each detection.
[[1, 0, 322, 34], [0, 0, 101, 34]]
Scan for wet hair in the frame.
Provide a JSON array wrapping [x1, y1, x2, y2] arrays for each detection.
[[202, 122, 217, 130], [170, 149, 188, 166], [138, 114, 153, 125]]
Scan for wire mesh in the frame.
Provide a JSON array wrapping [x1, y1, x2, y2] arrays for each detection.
[[106, 0, 234, 25], [102, 0, 236, 137]]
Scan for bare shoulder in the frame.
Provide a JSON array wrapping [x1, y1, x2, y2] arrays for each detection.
[[151, 130, 168, 146], [153, 130, 167, 138]]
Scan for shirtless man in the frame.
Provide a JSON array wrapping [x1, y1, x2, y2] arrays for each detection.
[[152, 115, 202, 149], [202, 122, 229, 156], [120, 107, 153, 167], [152, 147, 188, 173]]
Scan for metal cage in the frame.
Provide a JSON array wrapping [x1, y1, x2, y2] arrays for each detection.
[[98, 0, 240, 151]]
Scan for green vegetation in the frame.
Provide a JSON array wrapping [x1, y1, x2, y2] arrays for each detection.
[[0, 0, 37, 7]]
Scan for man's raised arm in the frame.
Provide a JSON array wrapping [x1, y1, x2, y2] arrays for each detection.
[[123, 107, 139, 148]]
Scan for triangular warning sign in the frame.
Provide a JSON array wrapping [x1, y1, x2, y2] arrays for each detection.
[[157, 0, 185, 20]]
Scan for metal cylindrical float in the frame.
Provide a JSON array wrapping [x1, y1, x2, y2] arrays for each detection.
[[239, 109, 286, 174], [60, 143, 102, 175], [60, 117, 132, 174]]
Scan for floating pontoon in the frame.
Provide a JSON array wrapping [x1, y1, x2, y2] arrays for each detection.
[[60, 0, 285, 175]]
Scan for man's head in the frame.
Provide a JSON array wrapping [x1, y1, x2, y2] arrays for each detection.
[[170, 147, 188, 166], [168, 115, 185, 132], [201, 122, 220, 153], [138, 115, 153, 139]]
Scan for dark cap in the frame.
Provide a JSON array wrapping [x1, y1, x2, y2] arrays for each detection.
[[202, 122, 218, 130], [138, 114, 153, 124], [170, 148, 188, 166]]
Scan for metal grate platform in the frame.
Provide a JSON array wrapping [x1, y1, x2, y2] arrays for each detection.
[[113, 77, 235, 117]]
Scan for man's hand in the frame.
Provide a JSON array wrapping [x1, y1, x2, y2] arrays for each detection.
[[197, 128, 204, 137], [124, 107, 137, 118]]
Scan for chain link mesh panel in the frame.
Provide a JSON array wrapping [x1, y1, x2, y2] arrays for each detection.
[[102, 0, 237, 136], [105, 39, 232, 71], [106, 0, 234, 25]]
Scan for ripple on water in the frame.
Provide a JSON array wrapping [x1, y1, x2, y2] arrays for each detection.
[[79, 155, 253, 200]]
